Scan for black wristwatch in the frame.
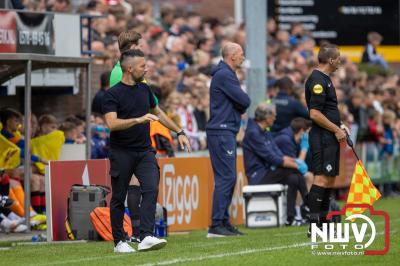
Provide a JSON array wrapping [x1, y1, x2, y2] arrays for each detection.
[[177, 130, 186, 137]]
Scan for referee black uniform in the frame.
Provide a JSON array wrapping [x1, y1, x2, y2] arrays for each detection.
[[305, 69, 341, 177], [304, 44, 345, 237]]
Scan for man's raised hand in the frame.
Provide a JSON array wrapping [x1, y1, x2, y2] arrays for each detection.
[[138, 113, 159, 124]]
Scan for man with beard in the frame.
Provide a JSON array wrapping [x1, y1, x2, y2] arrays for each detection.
[[103, 50, 191, 252]]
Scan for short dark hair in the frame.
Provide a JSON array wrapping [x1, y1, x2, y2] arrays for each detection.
[[197, 37, 209, 49], [118, 30, 142, 54], [38, 114, 58, 127], [318, 43, 339, 64], [0, 107, 22, 126], [206, 17, 220, 30], [276, 76, 294, 94], [290, 117, 311, 134], [56, 0, 70, 4], [120, 49, 145, 71], [65, 115, 84, 126], [59, 121, 76, 133]]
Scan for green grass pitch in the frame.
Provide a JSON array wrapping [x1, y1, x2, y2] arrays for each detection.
[[1, 197, 399, 266]]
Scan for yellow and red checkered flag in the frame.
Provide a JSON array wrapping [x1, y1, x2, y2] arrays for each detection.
[[346, 160, 381, 217]]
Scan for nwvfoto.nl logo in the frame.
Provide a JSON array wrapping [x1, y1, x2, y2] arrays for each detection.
[[310, 204, 390, 255]]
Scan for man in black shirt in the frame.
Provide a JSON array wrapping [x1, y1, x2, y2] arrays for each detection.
[[304, 44, 348, 236], [103, 50, 191, 253]]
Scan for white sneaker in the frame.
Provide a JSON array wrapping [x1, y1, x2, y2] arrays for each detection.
[[113, 241, 135, 253], [12, 224, 28, 233], [8, 212, 26, 225], [0, 216, 18, 233], [138, 236, 167, 252]]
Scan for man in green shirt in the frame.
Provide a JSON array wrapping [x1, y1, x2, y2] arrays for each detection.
[[110, 31, 159, 104], [109, 60, 124, 88], [109, 30, 157, 242], [110, 30, 141, 87]]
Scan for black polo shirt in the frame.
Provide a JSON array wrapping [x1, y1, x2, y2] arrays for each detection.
[[102, 82, 156, 150], [305, 69, 341, 129]]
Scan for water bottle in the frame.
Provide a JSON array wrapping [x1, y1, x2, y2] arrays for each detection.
[[32, 234, 47, 242], [154, 218, 166, 237], [31, 235, 40, 242], [154, 203, 167, 237], [40, 234, 47, 242], [154, 218, 160, 237], [158, 218, 165, 237]]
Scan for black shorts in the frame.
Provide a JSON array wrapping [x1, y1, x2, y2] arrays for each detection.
[[309, 127, 340, 177]]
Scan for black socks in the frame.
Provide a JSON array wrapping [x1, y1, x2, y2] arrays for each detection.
[[307, 185, 325, 224], [320, 188, 332, 223]]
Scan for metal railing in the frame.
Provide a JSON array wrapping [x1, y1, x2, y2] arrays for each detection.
[[80, 14, 107, 56]]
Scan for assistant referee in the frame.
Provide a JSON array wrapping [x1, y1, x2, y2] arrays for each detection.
[[103, 49, 191, 253], [304, 44, 348, 236]]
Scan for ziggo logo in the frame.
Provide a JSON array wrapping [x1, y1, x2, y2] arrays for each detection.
[[161, 163, 246, 225], [162, 164, 199, 225]]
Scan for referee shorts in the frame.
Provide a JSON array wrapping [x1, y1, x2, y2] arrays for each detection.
[[309, 127, 340, 177]]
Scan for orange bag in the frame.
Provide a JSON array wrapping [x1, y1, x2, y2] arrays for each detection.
[[90, 207, 132, 241]]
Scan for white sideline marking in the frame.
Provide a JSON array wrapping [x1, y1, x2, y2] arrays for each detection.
[[140, 230, 395, 266], [37, 242, 310, 266], [140, 242, 310, 266], [36, 229, 395, 266]]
